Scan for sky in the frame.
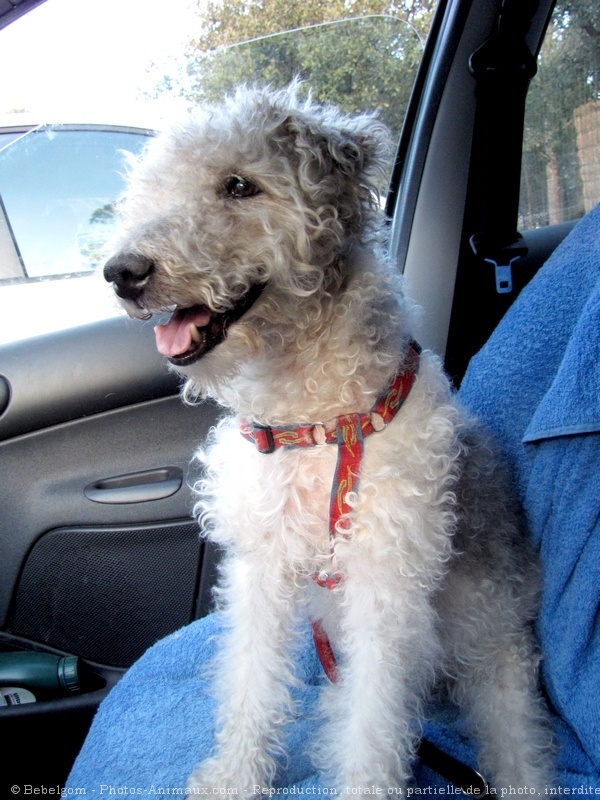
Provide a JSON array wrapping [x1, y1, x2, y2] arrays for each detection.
[[0, 0, 199, 124]]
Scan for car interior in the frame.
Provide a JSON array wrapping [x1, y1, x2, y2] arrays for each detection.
[[0, 0, 597, 790]]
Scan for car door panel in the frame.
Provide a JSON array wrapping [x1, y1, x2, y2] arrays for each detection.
[[0, 315, 179, 438], [0, 316, 221, 668]]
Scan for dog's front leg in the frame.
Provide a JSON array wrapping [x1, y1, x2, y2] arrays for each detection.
[[187, 549, 300, 793], [314, 547, 440, 792]]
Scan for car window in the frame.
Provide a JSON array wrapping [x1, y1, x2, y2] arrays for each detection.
[[184, 15, 425, 145], [0, 0, 431, 345], [0, 126, 152, 280], [0, 128, 32, 149], [519, 1, 600, 228]]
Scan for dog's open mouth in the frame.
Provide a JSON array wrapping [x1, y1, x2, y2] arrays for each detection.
[[154, 283, 265, 366]]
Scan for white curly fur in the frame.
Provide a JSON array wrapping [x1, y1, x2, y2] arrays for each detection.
[[105, 82, 554, 793]]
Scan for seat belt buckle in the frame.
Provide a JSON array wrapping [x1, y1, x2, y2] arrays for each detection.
[[470, 233, 528, 295], [484, 255, 521, 293]]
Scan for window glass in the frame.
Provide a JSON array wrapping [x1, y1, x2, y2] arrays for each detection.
[[519, 1, 600, 228], [0, 129, 31, 149], [0, 0, 432, 344], [184, 15, 425, 145], [0, 127, 152, 279]]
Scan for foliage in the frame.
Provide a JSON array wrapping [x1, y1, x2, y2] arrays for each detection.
[[187, 0, 434, 49], [150, 0, 435, 141], [146, 0, 599, 226]]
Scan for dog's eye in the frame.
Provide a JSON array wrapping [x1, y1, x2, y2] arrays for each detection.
[[224, 176, 260, 199]]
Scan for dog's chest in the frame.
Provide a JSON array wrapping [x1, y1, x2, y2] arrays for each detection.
[[203, 428, 339, 562]]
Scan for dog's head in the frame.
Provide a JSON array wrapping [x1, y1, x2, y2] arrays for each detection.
[[104, 83, 392, 390]]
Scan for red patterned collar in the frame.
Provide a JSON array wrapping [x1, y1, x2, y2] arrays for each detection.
[[240, 340, 421, 455]]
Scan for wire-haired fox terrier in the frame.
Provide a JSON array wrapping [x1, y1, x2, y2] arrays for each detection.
[[104, 83, 553, 794]]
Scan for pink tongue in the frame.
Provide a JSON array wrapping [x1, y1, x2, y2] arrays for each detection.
[[154, 307, 212, 357]]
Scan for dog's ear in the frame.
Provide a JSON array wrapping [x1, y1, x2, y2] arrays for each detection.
[[278, 110, 392, 188], [324, 115, 392, 181]]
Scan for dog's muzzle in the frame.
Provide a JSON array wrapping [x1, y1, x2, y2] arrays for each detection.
[[154, 283, 265, 367], [104, 252, 266, 367]]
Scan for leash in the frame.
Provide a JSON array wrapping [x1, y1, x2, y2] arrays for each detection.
[[240, 340, 421, 681]]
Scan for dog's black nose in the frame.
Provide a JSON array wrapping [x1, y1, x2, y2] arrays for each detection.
[[104, 252, 155, 300]]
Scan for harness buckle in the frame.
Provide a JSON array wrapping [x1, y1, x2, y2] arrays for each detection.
[[255, 425, 276, 454], [312, 423, 327, 445]]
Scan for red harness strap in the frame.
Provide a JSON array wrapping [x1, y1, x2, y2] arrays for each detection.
[[239, 341, 421, 681]]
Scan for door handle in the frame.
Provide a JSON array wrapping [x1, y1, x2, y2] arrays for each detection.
[[84, 467, 183, 504], [0, 375, 10, 417]]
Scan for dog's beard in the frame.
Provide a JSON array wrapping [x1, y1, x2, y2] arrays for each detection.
[[153, 282, 266, 366]]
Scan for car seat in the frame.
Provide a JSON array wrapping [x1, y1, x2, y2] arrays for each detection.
[[458, 201, 600, 788]]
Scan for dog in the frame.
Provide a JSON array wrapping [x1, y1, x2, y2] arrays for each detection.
[[103, 83, 553, 793]]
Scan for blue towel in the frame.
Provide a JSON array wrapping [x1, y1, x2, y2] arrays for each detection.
[[67, 205, 600, 793], [459, 204, 600, 494], [67, 610, 481, 793], [460, 203, 600, 787], [67, 614, 330, 793]]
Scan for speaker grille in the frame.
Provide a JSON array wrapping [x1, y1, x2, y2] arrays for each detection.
[[8, 520, 202, 667]]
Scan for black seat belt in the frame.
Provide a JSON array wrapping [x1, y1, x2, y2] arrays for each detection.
[[468, 0, 540, 293], [418, 737, 489, 794]]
